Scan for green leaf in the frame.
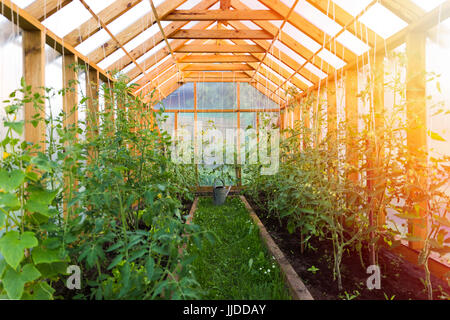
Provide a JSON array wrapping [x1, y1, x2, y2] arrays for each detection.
[[24, 199, 51, 216], [145, 257, 155, 280], [4, 121, 24, 135], [22, 282, 55, 300], [0, 193, 20, 210], [32, 247, 65, 265], [0, 169, 25, 193], [0, 231, 38, 269], [2, 264, 41, 299], [0, 211, 4, 227]]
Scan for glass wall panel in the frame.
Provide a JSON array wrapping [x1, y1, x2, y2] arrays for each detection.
[[157, 112, 175, 137], [197, 82, 237, 109], [161, 83, 194, 110], [240, 83, 279, 109], [0, 15, 23, 141]]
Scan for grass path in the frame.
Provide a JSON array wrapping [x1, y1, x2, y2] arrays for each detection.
[[190, 197, 291, 300]]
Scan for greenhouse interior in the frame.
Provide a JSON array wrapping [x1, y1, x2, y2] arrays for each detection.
[[0, 0, 449, 302]]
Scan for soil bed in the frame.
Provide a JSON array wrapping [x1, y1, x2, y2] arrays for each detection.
[[246, 197, 450, 300]]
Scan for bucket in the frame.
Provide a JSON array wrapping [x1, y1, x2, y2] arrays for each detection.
[[213, 178, 232, 205]]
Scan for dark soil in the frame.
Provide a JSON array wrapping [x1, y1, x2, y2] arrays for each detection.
[[246, 197, 450, 300]]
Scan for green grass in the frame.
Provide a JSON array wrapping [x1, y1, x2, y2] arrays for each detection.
[[190, 197, 291, 300]]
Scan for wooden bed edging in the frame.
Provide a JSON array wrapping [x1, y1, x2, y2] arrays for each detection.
[[240, 196, 314, 300]]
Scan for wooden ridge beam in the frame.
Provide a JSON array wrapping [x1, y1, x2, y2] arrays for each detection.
[[64, 0, 143, 47], [170, 29, 272, 39], [184, 71, 251, 78], [179, 54, 259, 63], [182, 63, 254, 71], [163, 9, 283, 21], [176, 44, 265, 53]]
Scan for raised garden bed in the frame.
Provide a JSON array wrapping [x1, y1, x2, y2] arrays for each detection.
[[245, 197, 450, 300]]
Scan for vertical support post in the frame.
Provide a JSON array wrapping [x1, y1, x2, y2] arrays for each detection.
[[23, 30, 45, 151], [194, 82, 199, 187], [373, 54, 386, 229], [236, 82, 242, 187], [62, 53, 78, 218], [86, 67, 99, 161], [406, 31, 428, 251], [327, 80, 337, 164], [62, 53, 78, 133], [345, 68, 359, 184]]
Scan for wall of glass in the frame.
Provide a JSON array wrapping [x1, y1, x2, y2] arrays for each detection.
[[161, 82, 194, 110], [197, 82, 237, 110], [240, 82, 279, 110], [0, 15, 23, 141]]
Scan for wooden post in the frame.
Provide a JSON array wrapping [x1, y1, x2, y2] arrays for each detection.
[[406, 31, 428, 251], [86, 67, 99, 137], [345, 68, 359, 184], [23, 30, 45, 151], [62, 53, 78, 218], [62, 54, 78, 133], [327, 80, 337, 162], [194, 82, 199, 187], [373, 54, 386, 229], [236, 82, 242, 187]]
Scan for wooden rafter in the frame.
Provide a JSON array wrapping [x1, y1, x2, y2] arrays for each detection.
[[182, 63, 254, 71], [25, 0, 72, 22], [257, 0, 356, 63], [108, 0, 217, 74], [64, 0, 143, 47], [305, 0, 383, 48], [220, 0, 231, 10], [251, 0, 299, 84], [87, 0, 187, 63], [163, 9, 283, 21], [179, 55, 259, 63], [380, 0, 424, 24], [149, 0, 183, 82]]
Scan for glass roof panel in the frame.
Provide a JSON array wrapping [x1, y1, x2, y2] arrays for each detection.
[[336, 30, 370, 55], [317, 49, 346, 69], [274, 40, 307, 63], [76, 29, 110, 55], [282, 22, 321, 52], [106, 1, 151, 35], [42, 1, 93, 38], [98, 50, 125, 70], [294, 0, 342, 37], [295, 74, 313, 87], [305, 63, 327, 79], [331, 0, 373, 17], [358, 3, 408, 39]]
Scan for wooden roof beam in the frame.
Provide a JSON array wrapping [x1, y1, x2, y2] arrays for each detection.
[[175, 44, 265, 53], [25, 0, 72, 22], [88, 0, 188, 63], [305, 0, 383, 48], [163, 9, 283, 21], [107, 1, 217, 73], [170, 29, 273, 39], [179, 54, 259, 63], [182, 63, 254, 71], [380, 0, 425, 24], [64, 0, 143, 47], [257, 0, 356, 63]]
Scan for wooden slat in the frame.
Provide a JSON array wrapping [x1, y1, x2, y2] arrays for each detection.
[[106, 0, 217, 72], [345, 69, 358, 183], [170, 29, 272, 39], [258, 0, 356, 62], [180, 54, 259, 63], [64, 0, 143, 47], [184, 78, 251, 82], [176, 44, 265, 53], [1, 0, 113, 83], [62, 54, 78, 131], [182, 63, 254, 71], [220, 0, 231, 10], [164, 9, 283, 21], [23, 29, 46, 150], [228, 3, 334, 74], [306, 0, 382, 48], [88, 0, 188, 63], [184, 71, 251, 78], [25, 0, 72, 21]]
